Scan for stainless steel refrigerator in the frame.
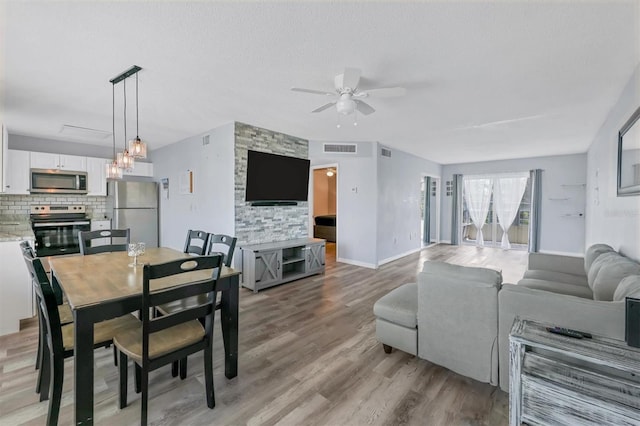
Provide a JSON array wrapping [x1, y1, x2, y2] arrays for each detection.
[[106, 181, 159, 247]]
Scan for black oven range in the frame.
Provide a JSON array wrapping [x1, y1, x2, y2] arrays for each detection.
[[30, 205, 90, 257]]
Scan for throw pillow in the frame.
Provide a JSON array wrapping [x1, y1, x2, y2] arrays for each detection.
[[613, 275, 640, 301], [592, 259, 640, 301]]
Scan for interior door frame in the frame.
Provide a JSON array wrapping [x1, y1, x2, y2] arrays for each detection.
[[309, 163, 339, 257], [421, 174, 441, 245]]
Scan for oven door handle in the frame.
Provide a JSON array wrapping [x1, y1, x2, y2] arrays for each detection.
[[33, 221, 91, 227]]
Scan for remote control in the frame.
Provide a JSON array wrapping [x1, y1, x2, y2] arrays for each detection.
[[546, 327, 589, 339]]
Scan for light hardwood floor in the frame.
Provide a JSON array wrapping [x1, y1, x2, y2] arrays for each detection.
[[0, 244, 527, 425]]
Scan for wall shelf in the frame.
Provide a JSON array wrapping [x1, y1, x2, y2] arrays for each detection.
[[548, 197, 570, 201]]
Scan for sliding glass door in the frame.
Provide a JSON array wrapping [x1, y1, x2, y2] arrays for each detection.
[[461, 173, 531, 250]]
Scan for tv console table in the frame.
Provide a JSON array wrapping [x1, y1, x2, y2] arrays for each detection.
[[240, 238, 325, 292], [509, 319, 640, 426]]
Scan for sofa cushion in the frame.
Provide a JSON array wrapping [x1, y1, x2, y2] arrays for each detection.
[[422, 261, 502, 286], [517, 278, 594, 299], [584, 243, 615, 273], [593, 259, 640, 301], [373, 283, 417, 328], [613, 275, 640, 301], [587, 252, 622, 289], [523, 270, 588, 287]]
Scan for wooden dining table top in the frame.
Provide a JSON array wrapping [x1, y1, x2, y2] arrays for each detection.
[[49, 247, 240, 310]]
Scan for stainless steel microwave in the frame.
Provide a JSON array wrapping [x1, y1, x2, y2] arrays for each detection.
[[30, 169, 88, 194]]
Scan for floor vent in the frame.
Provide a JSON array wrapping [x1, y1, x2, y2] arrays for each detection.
[[381, 148, 392, 158], [323, 143, 357, 154]]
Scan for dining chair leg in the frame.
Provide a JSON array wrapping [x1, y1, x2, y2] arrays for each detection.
[[46, 353, 64, 426], [171, 361, 179, 377], [141, 367, 149, 426], [135, 364, 141, 394], [204, 343, 215, 409], [118, 351, 128, 409], [39, 343, 51, 402], [179, 357, 187, 380], [35, 311, 43, 371]]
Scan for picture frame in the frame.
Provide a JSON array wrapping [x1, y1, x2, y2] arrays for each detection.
[[617, 105, 640, 196]]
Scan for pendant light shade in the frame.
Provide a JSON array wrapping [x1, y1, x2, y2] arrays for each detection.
[[128, 71, 147, 159], [117, 78, 135, 171], [106, 83, 123, 180]]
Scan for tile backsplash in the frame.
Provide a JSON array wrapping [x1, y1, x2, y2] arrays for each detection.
[[0, 194, 107, 218]]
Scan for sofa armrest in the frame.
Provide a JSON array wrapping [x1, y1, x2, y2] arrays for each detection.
[[527, 253, 585, 277], [417, 262, 501, 386], [497, 284, 625, 391]]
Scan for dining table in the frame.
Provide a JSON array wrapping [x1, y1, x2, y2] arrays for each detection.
[[48, 247, 241, 425]]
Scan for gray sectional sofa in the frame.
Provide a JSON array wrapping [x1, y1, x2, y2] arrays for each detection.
[[374, 244, 640, 392]]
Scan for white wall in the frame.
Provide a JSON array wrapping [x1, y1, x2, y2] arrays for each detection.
[[442, 154, 587, 255], [377, 145, 441, 264], [150, 122, 235, 251], [309, 141, 378, 268], [586, 63, 640, 261]]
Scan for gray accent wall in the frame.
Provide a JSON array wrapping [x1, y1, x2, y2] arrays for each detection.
[[441, 154, 587, 255], [150, 123, 236, 251], [586, 63, 640, 261], [234, 122, 309, 245]]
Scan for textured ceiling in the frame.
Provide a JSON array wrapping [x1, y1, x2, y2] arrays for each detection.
[[1, 1, 639, 164]]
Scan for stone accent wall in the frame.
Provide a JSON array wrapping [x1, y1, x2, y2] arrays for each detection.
[[234, 122, 309, 245], [0, 194, 107, 219]]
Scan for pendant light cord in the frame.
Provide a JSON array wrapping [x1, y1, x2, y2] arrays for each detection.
[[112, 83, 116, 159], [136, 72, 139, 138], [123, 79, 127, 147]]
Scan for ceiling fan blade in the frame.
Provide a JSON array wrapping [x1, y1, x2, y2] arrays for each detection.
[[291, 87, 335, 96], [312, 102, 337, 113], [356, 87, 406, 98], [335, 67, 361, 90], [354, 100, 375, 115]]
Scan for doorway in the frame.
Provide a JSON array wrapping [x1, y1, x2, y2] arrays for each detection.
[[310, 164, 338, 262], [420, 176, 440, 247]]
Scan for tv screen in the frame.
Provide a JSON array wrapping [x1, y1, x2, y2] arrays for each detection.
[[245, 150, 311, 203]]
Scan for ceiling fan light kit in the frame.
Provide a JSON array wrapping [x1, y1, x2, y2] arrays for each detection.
[[291, 67, 406, 120]]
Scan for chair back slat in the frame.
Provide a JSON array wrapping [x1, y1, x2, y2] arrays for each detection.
[[149, 304, 212, 333], [79, 229, 131, 255], [207, 234, 237, 267], [141, 255, 223, 362], [184, 230, 210, 255]]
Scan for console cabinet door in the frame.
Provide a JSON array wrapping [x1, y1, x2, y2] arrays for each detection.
[[306, 243, 325, 273], [254, 249, 282, 289]]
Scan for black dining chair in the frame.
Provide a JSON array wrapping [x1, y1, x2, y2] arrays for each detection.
[[21, 253, 139, 426], [113, 254, 224, 426], [78, 228, 131, 255], [207, 234, 238, 267], [184, 230, 211, 255]]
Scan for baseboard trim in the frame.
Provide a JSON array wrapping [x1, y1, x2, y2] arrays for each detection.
[[538, 249, 583, 257], [337, 258, 377, 269], [439, 239, 452, 244], [378, 247, 423, 266]]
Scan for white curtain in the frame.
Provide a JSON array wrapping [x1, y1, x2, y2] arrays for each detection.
[[494, 176, 529, 249], [463, 178, 493, 246]]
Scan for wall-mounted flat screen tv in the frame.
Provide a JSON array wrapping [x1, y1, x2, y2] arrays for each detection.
[[245, 150, 311, 205]]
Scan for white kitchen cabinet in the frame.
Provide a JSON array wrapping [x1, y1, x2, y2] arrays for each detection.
[[0, 124, 7, 193], [31, 152, 86, 172], [86, 157, 108, 196], [123, 161, 154, 177], [4, 150, 31, 194], [0, 240, 34, 336]]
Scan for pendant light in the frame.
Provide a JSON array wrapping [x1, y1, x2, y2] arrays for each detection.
[[128, 71, 147, 158], [117, 78, 135, 171], [106, 83, 123, 180]]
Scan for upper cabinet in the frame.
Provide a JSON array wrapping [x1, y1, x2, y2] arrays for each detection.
[[123, 161, 154, 177], [86, 157, 107, 196], [0, 124, 7, 192], [31, 152, 87, 172], [4, 150, 31, 194]]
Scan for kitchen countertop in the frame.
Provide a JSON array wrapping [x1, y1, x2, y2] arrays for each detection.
[[0, 216, 34, 242]]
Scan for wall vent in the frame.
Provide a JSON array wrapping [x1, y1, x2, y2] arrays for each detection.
[[323, 143, 357, 154], [202, 134, 210, 145], [381, 147, 392, 158]]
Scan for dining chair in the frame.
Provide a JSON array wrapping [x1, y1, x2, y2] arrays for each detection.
[[19, 242, 73, 378], [113, 254, 224, 426], [157, 234, 237, 378], [184, 229, 211, 255], [78, 228, 131, 255], [22, 253, 139, 426]]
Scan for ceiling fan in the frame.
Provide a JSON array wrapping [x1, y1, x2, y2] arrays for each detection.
[[291, 67, 406, 116]]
